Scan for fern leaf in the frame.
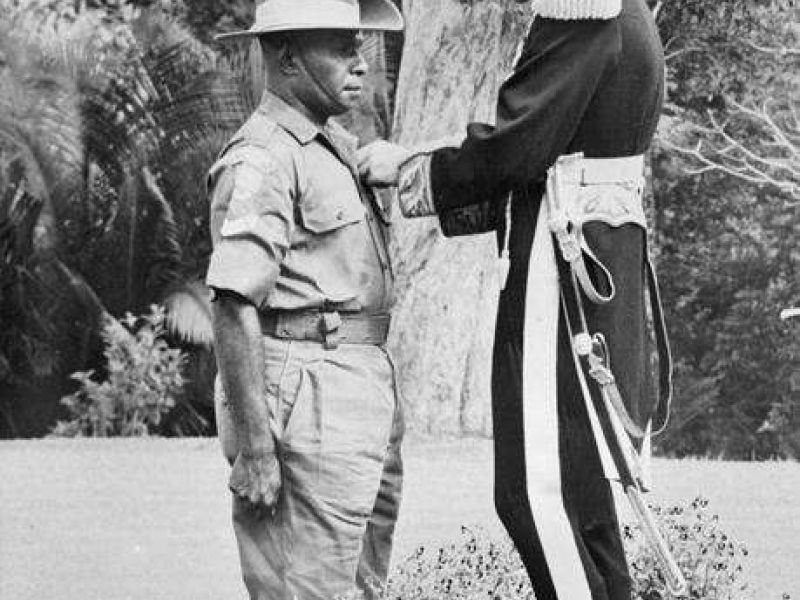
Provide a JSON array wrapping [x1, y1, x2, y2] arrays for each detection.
[[162, 280, 213, 347]]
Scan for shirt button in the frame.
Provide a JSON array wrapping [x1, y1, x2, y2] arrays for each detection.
[[336, 210, 345, 220]]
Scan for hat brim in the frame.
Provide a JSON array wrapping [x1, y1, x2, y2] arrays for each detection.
[[215, 0, 403, 42]]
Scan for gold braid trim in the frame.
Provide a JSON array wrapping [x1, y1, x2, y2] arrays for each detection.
[[397, 153, 436, 218]]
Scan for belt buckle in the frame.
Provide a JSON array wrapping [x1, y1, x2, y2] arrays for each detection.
[[319, 311, 343, 350]]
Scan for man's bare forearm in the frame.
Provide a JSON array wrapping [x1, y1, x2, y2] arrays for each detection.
[[212, 293, 273, 456]]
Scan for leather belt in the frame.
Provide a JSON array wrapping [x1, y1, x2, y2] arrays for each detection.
[[556, 154, 645, 186], [260, 310, 390, 349], [545, 152, 646, 304], [545, 152, 673, 438]]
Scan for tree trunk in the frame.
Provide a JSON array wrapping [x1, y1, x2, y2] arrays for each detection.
[[386, 1, 533, 435]]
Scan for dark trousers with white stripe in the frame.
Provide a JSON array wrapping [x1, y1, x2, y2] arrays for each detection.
[[491, 196, 638, 600]]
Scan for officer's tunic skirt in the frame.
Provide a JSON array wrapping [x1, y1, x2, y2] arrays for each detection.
[[424, 1, 666, 598]]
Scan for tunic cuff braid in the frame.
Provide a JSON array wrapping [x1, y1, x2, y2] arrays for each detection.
[[398, 137, 466, 218], [397, 154, 437, 218]]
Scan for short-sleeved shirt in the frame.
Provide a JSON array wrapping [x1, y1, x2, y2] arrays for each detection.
[[205, 92, 393, 314]]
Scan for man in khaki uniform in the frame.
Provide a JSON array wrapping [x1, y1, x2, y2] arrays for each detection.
[[206, 2, 404, 598]]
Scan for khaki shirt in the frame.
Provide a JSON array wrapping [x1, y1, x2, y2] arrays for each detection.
[[206, 92, 393, 313]]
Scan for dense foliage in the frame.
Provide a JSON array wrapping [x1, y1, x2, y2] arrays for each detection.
[[652, 0, 800, 459], [54, 306, 186, 437], [0, 0, 254, 436], [334, 497, 766, 599]]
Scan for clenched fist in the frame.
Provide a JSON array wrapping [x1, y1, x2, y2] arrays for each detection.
[[228, 448, 282, 518]]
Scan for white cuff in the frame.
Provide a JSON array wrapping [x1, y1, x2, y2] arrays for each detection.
[[535, 0, 621, 19]]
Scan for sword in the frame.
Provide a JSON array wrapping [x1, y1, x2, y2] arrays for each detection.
[[569, 306, 689, 597], [546, 155, 688, 596]]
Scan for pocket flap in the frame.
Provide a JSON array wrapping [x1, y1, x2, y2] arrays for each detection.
[[299, 194, 364, 234]]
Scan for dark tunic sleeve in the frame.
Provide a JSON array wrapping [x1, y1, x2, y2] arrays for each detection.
[[430, 18, 620, 215]]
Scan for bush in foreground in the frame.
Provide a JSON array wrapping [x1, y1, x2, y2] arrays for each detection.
[[343, 496, 788, 600], [625, 497, 752, 599], [52, 306, 185, 437]]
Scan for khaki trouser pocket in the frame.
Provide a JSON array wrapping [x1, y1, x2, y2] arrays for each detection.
[[232, 339, 400, 600]]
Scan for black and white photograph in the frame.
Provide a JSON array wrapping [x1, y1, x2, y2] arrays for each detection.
[[1, 0, 798, 599]]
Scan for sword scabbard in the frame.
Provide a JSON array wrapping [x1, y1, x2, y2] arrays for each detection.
[[626, 486, 689, 597]]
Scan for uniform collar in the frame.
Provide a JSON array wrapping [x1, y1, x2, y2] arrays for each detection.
[[257, 90, 320, 145], [323, 119, 359, 164], [256, 91, 359, 164]]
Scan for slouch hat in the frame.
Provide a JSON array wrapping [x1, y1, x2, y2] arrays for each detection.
[[216, 0, 403, 41]]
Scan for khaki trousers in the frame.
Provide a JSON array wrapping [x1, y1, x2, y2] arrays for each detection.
[[215, 336, 404, 600]]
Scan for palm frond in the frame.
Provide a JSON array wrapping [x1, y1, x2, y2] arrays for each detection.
[[0, 173, 44, 267], [0, 58, 83, 205], [50, 258, 108, 319], [0, 6, 91, 263], [0, 172, 55, 381], [140, 166, 183, 299], [162, 280, 213, 347], [6, 5, 255, 324]]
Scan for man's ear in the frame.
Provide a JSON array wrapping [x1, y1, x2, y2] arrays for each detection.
[[278, 41, 300, 76]]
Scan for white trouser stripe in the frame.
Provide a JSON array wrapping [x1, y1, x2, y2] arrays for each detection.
[[522, 198, 592, 600]]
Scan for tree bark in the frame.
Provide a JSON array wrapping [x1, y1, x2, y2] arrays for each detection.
[[387, 1, 533, 435]]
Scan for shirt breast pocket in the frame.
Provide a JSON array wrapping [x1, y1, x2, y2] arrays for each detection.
[[298, 193, 365, 234]]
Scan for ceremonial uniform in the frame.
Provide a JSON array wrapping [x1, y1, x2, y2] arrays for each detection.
[[395, 0, 668, 598], [207, 91, 403, 600]]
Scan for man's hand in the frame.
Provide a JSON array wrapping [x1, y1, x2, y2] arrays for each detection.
[[357, 140, 412, 186], [228, 448, 282, 518], [213, 295, 279, 517]]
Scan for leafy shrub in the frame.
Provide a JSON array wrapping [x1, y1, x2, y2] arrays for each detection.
[[53, 305, 185, 437], [337, 497, 790, 600], [382, 527, 533, 600], [625, 497, 752, 599]]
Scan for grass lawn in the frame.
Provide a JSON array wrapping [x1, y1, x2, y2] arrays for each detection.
[[1, 437, 798, 599]]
